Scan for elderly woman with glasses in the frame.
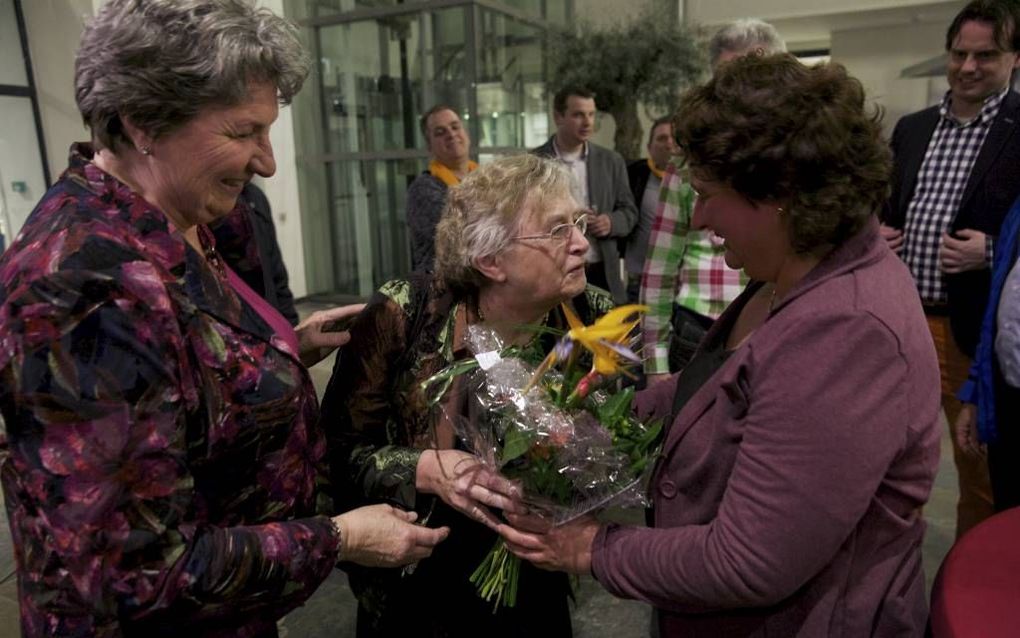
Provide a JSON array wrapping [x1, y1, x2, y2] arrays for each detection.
[[0, 2, 448, 636], [498, 55, 942, 637], [319, 153, 610, 636]]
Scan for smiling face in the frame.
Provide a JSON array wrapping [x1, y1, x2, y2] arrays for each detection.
[[496, 194, 589, 310], [137, 81, 279, 227], [689, 174, 789, 280], [947, 20, 1020, 114], [425, 108, 471, 168], [553, 96, 596, 148]]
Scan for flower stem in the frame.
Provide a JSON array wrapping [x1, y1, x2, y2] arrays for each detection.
[[469, 539, 522, 612]]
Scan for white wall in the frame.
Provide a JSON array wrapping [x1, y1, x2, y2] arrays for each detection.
[[258, 0, 308, 298], [688, 0, 954, 24], [574, 0, 655, 28], [831, 19, 948, 133], [18, 0, 312, 297]]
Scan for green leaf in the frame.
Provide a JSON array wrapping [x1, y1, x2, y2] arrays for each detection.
[[600, 386, 635, 424], [500, 427, 532, 464]]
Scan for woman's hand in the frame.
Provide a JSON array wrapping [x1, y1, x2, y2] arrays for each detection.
[[415, 449, 525, 530], [333, 504, 449, 568], [498, 512, 600, 575], [296, 303, 366, 367]]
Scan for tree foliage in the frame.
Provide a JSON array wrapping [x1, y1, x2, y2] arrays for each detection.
[[547, 13, 706, 160]]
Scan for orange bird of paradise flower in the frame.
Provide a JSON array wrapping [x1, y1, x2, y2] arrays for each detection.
[[525, 303, 648, 392]]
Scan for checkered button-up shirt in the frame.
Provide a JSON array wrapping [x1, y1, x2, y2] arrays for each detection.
[[639, 161, 748, 374], [902, 89, 1006, 304]]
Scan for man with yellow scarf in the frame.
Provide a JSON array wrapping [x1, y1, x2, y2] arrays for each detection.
[[407, 105, 478, 272], [624, 116, 677, 303]]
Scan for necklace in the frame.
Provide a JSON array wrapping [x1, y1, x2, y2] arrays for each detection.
[[768, 285, 778, 313]]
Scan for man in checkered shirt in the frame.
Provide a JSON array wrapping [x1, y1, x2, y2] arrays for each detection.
[[640, 19, 785, 385], [883, 0, 1020, 538]]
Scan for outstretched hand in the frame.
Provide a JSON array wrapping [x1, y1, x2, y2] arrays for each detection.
[[297, 303, 366, 367], [333, 504, 449, 568]]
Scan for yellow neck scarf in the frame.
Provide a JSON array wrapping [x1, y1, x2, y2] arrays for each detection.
[[429, 159, 479, 186], [647, 157, 665, 180]]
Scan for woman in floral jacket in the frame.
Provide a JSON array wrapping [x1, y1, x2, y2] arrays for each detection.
[[320, 154, 613, 636], [0, 2, 446, 636]]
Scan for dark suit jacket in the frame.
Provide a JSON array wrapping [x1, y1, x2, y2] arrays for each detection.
[[884, 91, 1020, 356], [533, 137, 638, 303]]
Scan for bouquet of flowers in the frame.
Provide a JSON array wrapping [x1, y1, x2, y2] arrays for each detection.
[[422, 303, 662, 610]]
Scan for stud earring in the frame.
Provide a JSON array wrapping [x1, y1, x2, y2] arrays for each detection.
[[140, 146, 152, 156]]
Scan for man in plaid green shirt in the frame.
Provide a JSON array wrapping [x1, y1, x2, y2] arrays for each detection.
[[639, 160, 747, 380], [638, 18, 785, 383]]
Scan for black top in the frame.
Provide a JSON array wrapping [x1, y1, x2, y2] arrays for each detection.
[[671, 337, 732, 422]]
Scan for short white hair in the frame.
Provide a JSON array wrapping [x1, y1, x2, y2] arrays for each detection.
[[708, 19, 786, 67], [434, 154, 575, 293]]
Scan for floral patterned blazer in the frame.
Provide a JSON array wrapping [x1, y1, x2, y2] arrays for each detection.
[[0, 144, 339, 637]]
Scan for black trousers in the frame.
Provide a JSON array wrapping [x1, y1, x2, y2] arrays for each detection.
[[989, 381, 1020, 511]]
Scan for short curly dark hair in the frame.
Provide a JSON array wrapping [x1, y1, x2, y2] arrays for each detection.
[[673, 53, 891, 253]]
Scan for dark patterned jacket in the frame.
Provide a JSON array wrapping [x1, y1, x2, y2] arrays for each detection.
[[0, 144, 339, 637]]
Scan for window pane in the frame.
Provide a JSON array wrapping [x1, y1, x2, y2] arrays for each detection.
[[0, 96, 47, 248], [326, 158, 425, 296], [476, 10, 547, 149], [494, 0, 542, 20], [289, 0, 428, 18], [317, 8, 471, 153], [543, 0, 571, 26], [0, 0, 28, 86]]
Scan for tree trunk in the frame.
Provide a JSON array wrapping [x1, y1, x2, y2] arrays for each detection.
[[611, 102, 642, 162]]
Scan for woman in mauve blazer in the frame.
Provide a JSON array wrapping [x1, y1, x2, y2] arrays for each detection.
[[500, 54, 942, 637]]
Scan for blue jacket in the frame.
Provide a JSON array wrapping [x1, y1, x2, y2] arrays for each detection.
[[959, 194, 1020, 442]]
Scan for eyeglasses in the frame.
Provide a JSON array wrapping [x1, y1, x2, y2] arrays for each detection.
[[513, 215, 588, 243]]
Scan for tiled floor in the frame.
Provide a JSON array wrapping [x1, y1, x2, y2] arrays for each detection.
[[0, 306, 959, 636]]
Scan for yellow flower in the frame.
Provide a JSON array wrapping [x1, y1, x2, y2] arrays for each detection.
[[562, 303, 647, 375], [526, 303, 647, 392]]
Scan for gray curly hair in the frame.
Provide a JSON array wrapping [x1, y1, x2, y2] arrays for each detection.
[[708, 18, 786, 67], [434, 154, 576, 294], [76, 0, 310, 151]]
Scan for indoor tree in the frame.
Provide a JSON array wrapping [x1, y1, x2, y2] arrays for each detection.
[[547, 13, 706, 160]]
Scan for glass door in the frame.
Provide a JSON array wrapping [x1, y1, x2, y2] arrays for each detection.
[[0, 0, 49, 252], [310, 5, 472, 297]]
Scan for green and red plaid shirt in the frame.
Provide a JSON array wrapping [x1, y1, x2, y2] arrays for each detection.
[[639, 161, 748, 374]]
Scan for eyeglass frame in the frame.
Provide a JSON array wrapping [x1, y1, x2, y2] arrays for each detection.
[[511, 213, 589, 243]]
